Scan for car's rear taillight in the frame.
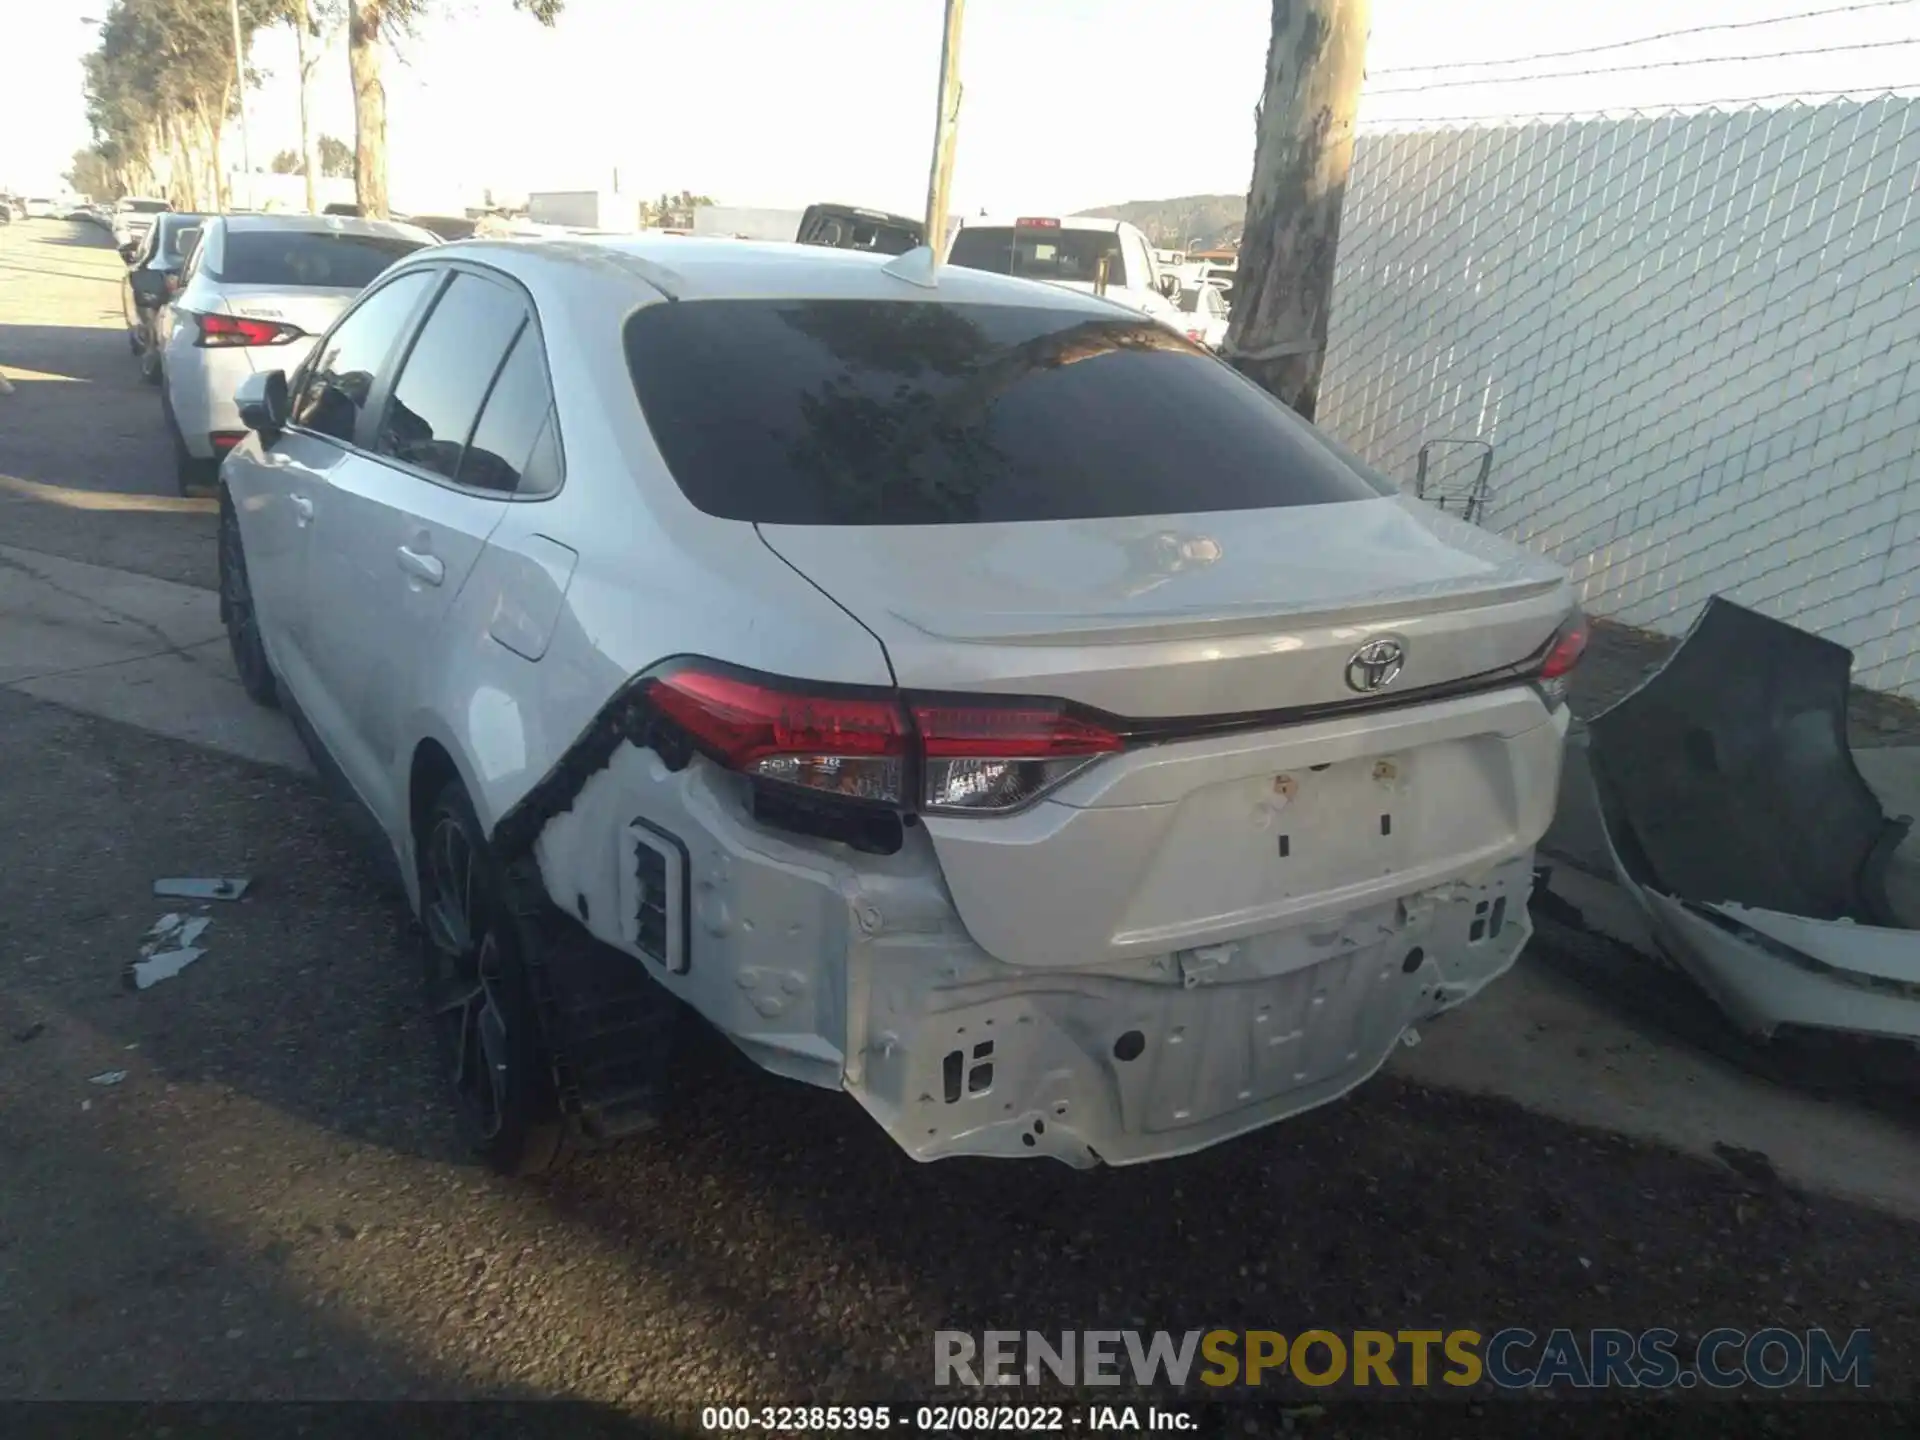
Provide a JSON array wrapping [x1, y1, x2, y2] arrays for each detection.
[[644, 668, 907, 804], [914, 700, 1123, 813], [1536, 614, 1589, 706], [640, 663, 1124, 816], [191, 311, 305, 348]]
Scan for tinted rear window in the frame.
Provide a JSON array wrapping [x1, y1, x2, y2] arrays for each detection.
[[623, 299, 1379, 526], [219, 231, 425, 288], [947, 226, 1128, 288], [126, 200, 169, 214]]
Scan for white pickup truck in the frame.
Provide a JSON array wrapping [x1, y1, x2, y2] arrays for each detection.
[[945, 215, 1185, 329]]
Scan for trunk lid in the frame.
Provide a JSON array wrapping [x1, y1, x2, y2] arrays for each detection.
[[214, 284, 357, 341], [759, 497, 1573, 971], [215, 285, 355, 374], [757, 494, 1570, 717]]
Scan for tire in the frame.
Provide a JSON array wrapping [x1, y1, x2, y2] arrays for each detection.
[[217, 487, 279, 709], [418, 780, 569, 1177], [161, 383, 215, 495]]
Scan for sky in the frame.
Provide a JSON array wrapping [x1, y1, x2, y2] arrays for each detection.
[[4, 0, 1917, 209]]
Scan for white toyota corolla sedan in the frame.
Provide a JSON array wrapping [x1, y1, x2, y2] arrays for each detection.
[[217, 235, 1584, 1174], [158, 212, 437, 491]]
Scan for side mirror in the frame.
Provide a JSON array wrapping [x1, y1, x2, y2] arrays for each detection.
[[234, 369, 290, 440], [128, 268, 169, 305], [1157, 272, 1181, 298]]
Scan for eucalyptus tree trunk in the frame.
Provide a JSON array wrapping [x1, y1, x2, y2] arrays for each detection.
[[1224, 0, 1372, 421], [348, 0, 389, 217], [292, 0, 320, 213]]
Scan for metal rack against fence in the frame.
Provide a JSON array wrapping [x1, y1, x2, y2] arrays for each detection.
[[1317, 94, 1920, 701]]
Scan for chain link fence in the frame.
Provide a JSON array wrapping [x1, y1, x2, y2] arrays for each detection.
[[1318, 95, 1920, 700]]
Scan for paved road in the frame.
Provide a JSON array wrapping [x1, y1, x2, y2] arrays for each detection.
[[0, 217, 217, 589], [1, 218, 1916, 1420]]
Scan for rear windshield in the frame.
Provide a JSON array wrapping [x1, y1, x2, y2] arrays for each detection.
[[124, 200, 169, 214], [947, 227, 1128, 288], [623, 299, 1380, 526], [219, 231, 426, 288]]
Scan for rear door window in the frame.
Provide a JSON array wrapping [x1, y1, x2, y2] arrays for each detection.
[[375, 272, 528, 482], [218, 230, 427, 288], [458, 326, 559, 495], [291, 270, 437, 444], [623, 298, 1379, 525], [946, 227, 1128, 288]]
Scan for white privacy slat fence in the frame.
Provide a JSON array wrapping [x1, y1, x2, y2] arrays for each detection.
[[1318, 97, 1920, 699]]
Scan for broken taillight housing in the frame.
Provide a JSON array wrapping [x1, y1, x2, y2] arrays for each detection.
[[640, 663, 1124, 817], [643, 667, 907, 805], [1536, 613, 1590, 707], [913, 699, 1124, 813]]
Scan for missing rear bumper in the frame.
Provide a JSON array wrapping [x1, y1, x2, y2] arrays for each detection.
[[848, 855, 1535, 1166]]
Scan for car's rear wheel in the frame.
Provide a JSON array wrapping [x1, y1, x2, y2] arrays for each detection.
[[217, 488, 279, 709], [419, 781, 568, 1177], [161, 384, 215, 495]]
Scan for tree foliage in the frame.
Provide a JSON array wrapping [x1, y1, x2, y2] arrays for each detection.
[[66, 149, 118, 201], [82, 0, 281, 210], [642, 190, 715, 229], [318, 135, 354, 177], [345, 0, 564, 217]]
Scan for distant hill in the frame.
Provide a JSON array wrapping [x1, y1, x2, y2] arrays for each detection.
[[1080, 193, 1245, 250]]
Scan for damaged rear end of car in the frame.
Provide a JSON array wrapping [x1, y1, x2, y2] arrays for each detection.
[[495, 281, 1583, 1166]]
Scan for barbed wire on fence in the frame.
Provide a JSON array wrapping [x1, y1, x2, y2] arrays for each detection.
[[1369, 0, 1920, 75], [1365, 38, 1920, 97], [1317, 94, 1920, 699]]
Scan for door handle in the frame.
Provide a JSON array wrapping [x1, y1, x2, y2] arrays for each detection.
[[290, 494, 314, 526], [396, 545, 445, 586]]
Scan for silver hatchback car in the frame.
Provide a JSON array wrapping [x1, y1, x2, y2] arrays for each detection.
[[216, 236, 1582, 1174]]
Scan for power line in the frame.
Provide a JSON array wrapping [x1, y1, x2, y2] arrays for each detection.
[[1369, 0, 1919, 76], [1368, 38, 1920, 96], [1357, 85, 1920, 127]]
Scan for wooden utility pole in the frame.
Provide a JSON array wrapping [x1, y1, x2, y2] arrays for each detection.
[[922, 0, 966, 267], [1225, 0, 1371, 420]]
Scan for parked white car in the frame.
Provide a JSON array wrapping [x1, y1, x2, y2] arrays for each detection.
[[157, 212, 436, 491], [946, 215, 1186, 329], [1177, 282, 1231, 349], [215, 236, 1583, 1175], [111, 195, 170, 254], [23, 196, 61, 220]]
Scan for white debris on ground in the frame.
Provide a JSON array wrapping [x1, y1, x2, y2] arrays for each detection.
[[152, 876, 251, 902], [129, 912, 212, 990], [87, 1070, 127, 1086]]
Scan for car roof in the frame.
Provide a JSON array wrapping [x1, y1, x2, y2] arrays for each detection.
[[406, 234, 1122, 312], [216, 212, 438, 244]]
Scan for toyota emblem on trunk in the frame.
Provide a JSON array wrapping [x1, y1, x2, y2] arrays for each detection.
[[1345, 637, 1406, 693]]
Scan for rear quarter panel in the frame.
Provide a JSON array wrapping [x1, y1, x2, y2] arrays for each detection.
[[396, 264, 897, 851]]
